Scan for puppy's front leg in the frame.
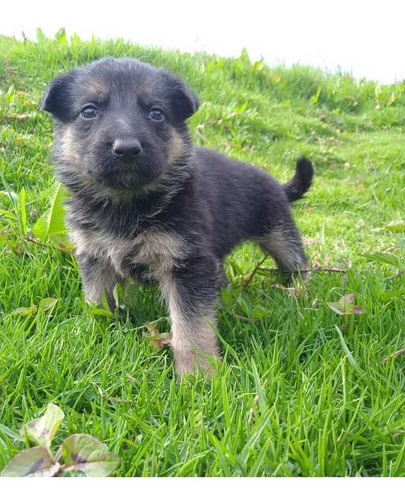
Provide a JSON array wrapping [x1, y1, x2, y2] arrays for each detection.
[[77, 253, 121, 311], [160, 257, 221, 375]]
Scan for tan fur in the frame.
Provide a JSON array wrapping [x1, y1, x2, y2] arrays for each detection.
[[83, 262, 121, 305], [71, 227, 184, 281], [83, 79, 109, 100], [160, 273, 219, 375], [60, 127, 80, 165], [167, 130, 186, 167], [259, 229, 307, 271]]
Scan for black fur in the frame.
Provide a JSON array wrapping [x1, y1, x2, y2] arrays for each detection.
[[42, 57, 314, 375], [283, 157, 314, 202]]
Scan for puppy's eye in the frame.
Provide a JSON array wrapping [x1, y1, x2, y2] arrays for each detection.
[[80, 105, 98, 119], [149, 107, 165, 121]]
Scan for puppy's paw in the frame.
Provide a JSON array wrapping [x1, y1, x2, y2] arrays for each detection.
[[284, 266, 311, 285], [173, 347, 220, 378]]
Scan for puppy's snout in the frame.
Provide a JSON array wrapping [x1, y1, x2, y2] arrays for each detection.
[[112, 138, 142, 161]]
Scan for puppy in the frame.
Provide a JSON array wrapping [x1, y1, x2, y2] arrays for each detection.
[[41, 57, 313, 375]]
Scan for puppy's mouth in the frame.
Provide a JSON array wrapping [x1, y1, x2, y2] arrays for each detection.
[[87, 156, 162, 191]]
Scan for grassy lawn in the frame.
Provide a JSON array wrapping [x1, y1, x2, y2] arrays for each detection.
[[0, 32, 404, 477]]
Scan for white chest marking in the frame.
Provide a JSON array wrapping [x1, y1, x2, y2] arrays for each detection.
[[70, 228, 183, 278]]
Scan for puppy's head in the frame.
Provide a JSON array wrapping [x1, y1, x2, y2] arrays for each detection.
[[41, 58, 199, 195]]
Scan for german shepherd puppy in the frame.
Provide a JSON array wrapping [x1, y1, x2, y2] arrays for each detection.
[[41, 57, 313, 375]]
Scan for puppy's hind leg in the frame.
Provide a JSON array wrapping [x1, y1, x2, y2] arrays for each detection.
[[258, 223, 309, 280]]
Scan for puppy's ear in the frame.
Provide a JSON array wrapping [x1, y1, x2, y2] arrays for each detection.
[[40, 71, 77, 121], [163, 72, 199, 121]]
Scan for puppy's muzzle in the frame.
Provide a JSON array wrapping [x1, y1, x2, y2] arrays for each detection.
[[112, 138, 142, 163]]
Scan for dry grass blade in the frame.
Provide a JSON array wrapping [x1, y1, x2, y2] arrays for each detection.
[[385, 270, 405, 281], [380, 348, 405, 364], [231, 313, 261, 322], [242, 253, 269, 288], [5, 113, 31, 122], [260, 265, 346, 274]]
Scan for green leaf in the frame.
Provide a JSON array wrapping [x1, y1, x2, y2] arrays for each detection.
[[327, 302, 346, 315], [23, 403, 64, 449], [39, 298, 58, 311], [33, 183, 68, 242], [56, 434, 120, 477], [145, 323, 172, 350], [361, 252, 399, 267], [0, 446, 59, 477], [32, 214, 47, 241], [44, 182, 68, 235], [12, 304, 37, 316], [327, 293, 363, 315]]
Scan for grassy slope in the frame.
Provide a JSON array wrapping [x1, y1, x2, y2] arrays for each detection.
[[0, 33, 404, 477]]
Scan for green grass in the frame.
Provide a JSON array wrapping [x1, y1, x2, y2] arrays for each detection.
[[0, 31, 404, 477]]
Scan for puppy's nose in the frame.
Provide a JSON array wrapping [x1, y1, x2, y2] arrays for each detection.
[[112, 139, 142, 160]]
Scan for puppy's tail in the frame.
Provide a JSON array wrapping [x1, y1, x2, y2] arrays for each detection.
[[283, 157, 314, 203]]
